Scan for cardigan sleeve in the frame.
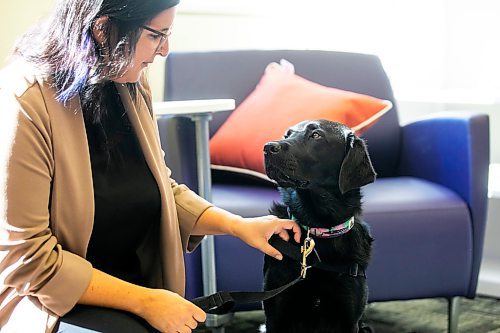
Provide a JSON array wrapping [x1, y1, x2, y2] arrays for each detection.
[[170, 180, 212, 252], [0, 82, 93, 317]]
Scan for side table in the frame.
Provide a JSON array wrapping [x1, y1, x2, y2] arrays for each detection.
[[154, 99, 236, 331]]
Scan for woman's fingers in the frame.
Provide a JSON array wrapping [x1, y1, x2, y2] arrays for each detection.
[[276, 219, 302, 243], [260, 242, 283, 260], [192, 306, 206, 323], [185, 317, 198, 329]]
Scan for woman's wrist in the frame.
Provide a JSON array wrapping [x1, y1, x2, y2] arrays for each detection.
[[128, 285, 154, 317], [194, 206, 245, 236], [79, 269, 154, 318], [227, 214, 246, 238]]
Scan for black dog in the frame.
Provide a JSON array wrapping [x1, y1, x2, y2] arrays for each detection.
[[263, 119, 376, 333]]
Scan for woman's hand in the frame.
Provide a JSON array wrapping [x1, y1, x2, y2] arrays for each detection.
[[79, 269, 206, 333], [231, 215, 302, 260], [194, 207, 301, 260], [135, 288, 206, 333]]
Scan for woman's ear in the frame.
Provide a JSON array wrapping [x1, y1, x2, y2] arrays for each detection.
[[92, 16, 109, 44]]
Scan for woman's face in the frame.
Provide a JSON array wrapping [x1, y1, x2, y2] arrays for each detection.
[[114, 6, 177, 83]]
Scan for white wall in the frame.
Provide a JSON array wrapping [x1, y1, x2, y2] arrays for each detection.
[[0, 2, 56, 65]]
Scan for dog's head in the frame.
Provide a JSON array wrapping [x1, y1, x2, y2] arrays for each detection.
[[264, 119, 376, 194]]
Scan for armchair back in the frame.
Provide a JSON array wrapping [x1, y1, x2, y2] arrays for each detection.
[[164, 50, 401, 177]]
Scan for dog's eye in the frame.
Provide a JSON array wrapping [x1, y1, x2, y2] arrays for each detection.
[[311, 132, 322, 139]]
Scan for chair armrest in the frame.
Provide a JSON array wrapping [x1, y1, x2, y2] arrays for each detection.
[[398, 112, 490, 296]]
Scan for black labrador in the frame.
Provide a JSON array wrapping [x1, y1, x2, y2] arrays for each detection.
[[263, 119, 376, 333]]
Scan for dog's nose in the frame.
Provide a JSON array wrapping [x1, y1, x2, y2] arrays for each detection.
[[264, 142, 281, 154]]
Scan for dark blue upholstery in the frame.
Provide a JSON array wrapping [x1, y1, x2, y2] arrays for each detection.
[[159, 50, 490, 308]]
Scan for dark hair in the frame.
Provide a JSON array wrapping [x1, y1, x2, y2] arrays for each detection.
[[14, 0, 179, 123]]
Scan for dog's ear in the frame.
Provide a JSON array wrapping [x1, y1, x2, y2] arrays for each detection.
[[338, 134, 377, 194]]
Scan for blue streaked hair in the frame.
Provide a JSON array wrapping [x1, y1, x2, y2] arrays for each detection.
[[14, 0, 179, 121]]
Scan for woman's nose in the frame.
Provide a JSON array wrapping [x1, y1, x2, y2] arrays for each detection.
[[157, 39, 170, 57]]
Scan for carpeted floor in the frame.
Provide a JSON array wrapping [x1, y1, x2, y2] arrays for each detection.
[[194, 296, 500, 332]]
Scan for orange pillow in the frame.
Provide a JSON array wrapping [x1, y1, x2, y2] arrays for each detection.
[[209, 63, 392, 178]]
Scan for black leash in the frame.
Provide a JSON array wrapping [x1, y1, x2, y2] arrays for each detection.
[[191, 275, 303, 314], [191, 236, 365, 314]]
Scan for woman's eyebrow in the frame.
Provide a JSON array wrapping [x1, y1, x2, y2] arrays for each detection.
[[151, 26, 171, 33], [142, 25, 171, 36]]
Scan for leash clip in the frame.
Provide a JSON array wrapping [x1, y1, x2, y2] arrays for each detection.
[[300, 229, 315, 279]]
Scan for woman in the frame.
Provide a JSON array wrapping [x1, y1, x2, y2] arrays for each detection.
[[0, 0, 300, 332]]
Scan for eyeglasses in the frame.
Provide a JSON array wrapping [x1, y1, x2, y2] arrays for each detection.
[[141, 25, 172, 52]]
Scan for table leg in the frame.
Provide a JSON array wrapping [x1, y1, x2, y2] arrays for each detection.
[[191, 114, 234, 329], [191, 114, 217, 296]]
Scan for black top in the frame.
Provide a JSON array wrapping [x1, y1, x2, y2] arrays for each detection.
[[84, 84, 161, 285]]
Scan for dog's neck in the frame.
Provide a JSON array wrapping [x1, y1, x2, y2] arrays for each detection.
[[288, 206, 355, 238], [280, 186, 362, 230]]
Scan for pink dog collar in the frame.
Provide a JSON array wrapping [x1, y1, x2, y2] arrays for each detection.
[[290, 211, 355, 238], [305, 216, 354, 238]]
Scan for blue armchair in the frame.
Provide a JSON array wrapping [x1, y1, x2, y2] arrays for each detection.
[[158, 50, 490, 333]]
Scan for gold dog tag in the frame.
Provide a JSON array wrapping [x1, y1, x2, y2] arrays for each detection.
[[300, 230, 315, 279]]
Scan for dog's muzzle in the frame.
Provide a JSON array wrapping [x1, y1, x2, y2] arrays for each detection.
[[264, 141, 309, 188], [264, 141, 283, 155]]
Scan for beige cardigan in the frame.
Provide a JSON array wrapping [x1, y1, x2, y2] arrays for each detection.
[[0, 60, 212, 332]]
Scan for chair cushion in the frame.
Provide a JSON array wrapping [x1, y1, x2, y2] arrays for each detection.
[[211, 177, 472, 305], [209, 62, 392, 177], [362, 177, 473, 301], [212, 183, 282, 218]]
